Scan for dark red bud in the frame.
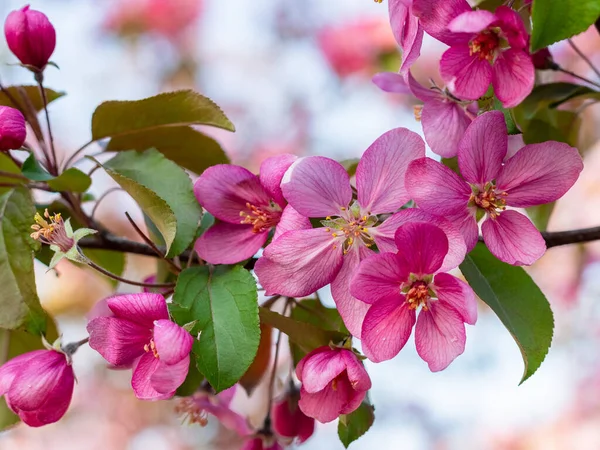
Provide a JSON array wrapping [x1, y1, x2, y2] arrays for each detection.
[[532, 48, 555, 70], [0, 106, 26, 151]]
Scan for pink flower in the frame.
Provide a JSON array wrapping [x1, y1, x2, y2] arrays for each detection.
[[176, 385, 252, 436], [242, 438, 282, 450], [272, 389, 315, 443], [87, 293, 193, 400], [373, 71, 476, 157], [406, 111, 584, 265], [388, 0, 423, 74], [351, 222, 477, 370], [296, 347, 370, 423], [415, 0, 533, 107], [194, 154, 309, 265], [0, 349, 74, 427], [255, 129, 426, 336], [4, 5, 56, 71], [0, 106, 26, 151]]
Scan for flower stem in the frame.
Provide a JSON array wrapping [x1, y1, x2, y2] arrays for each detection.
[[553, 65, 600, 89], [63, 139, 94, 171], [36, 75, 59, 176], [61, 337, 89, 356], [86, 259, 176, 288]]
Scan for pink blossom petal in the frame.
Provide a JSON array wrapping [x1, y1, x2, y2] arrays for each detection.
[[412, 0, 472, 45], [26, 364, 74, 427], [448, 10, 496, 33], [340, 349, 372, 391], [330, 247, 375, 337], [492, 49, 534, 108], [0, 351, 41, 394], [481, 211, 546, 265], [195, 165, 271, 223], [372, 72, 411, 94], [150, 356, 190, 394], [421, 98, 472, 158], [407, 71, 441, 102], [87, 317, 149, 366], [350, 252, 408, 305], [496, 142, 583, 208], [195, 222, 268, 264], [361, 296, 415, 362], [433, 272, 477, 325], [451, 211, 479, 252], [440, 45, 492, 101], [242, 438, 264, 450], [7, 351, 68, 412], [371, 209, 467, 272], [107, 293, 169, 326], [281, 156, 352, 217], [494, 6, 528, 50], [257, 228, 344, 297], [272, 205, 311, 241], [131, 353, 172, 400], [152, 319, 193, 365], [338, 378, 368, 415], [298, 383, 348, 423], [506, 134, 525, 160], [259, 154, 297, 207], [406, 158, 471, 216], [389, 0, 424, 74], [457, 110, 507, 186], [415, 301, 466, 371], [357, 128, 425, 214], [299, 350, 346, 394], [395, 222, 449, 275]]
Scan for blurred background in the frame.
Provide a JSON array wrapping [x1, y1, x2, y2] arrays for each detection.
[[1, 0, 600, 449]]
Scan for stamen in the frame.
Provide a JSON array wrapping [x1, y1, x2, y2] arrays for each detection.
[[239, 202, 281, 233], [144, 339, 160, 359], [30, 209, 74, 252]]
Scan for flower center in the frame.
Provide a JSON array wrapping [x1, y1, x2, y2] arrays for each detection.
[[469, 182, 507, 219], [30, 209, 74, 252], [321, 202, 378, 254], [469, 29, 501, 62], [404, 280, 431, 311], [144, 339, 159, 359], [239, 201, 281, 233], [175, 394, 210, 426]]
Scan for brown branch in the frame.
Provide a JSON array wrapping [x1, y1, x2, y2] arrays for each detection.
[[542, 226, 600, 249]]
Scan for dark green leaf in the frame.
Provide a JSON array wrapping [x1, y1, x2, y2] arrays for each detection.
[[170, 265, 260, 392], [493, 98, 520, 135], [91, 90, 235, 141], [0, 188, 48, 334], [106, 126, 229, 174], [0, 153, 24, 192], [101, 149, 201, 257], [527, 203, 555, 231], [441, 157, 460, 175], [531, 0, 600, 52], [259, 307, 346, 354], [22, 155, 91, 193], [338, 401, 375, 448], [0, 86, 64, 112], [340, 158, 360, 177], [459, 243, 554, 383], [515, 83, 599, 122]]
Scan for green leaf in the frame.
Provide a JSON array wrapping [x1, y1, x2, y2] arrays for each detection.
[[91, 90, 235, 141], [0, 86, 64, 112], [0, 321, 59, 430], [459, 243, 554, 383], [527, 203, 555, 231], [0, 153, 24, 193], [106, 126, 229, 174], [515, 83, 600, 122], [259, 307, 347, 354], [0, 188, 48, 334], [531, 0, 600, 52], [338, 401, 375, 448], [175, 362, 204, 397], [100, 149, 201, 256], [493, 98, 520, 135], [21, 155, 91, 193], [441, 157, 460, 175], [170, 265, 260, 392], [340, 158, 360, 177]]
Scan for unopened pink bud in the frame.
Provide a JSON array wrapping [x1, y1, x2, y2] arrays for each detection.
[[0, 349, 75, 427], [0, 106, 26, 151], [4, 5, 56, 71], [272, 390, 315, 443], [532, 48, 555, 71]]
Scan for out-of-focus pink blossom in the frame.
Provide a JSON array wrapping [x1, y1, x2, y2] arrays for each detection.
[[388, 0, 423, 74], [296, 347, 370, 423], [194, 154, 310, 264], [0, 349, 74, 427], [4, 5, 56, 71], [255, 128, 426, 337], [87, 293, 193, 400], [406, 111, 583, 265], [317, 18, 396, 78], [241, 437, 283, 450], [373, 71, 476, 157], [415, 0, 533, 107], [352, 222, 477, 370], [272, 389, 315, 443], [0, 106, 26, 151]]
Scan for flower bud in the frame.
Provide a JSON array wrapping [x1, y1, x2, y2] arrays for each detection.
[[272, 388, 315, 443], [0, 106, 26, 151], [532, 48, 556, 71], [4, 5, 56, 71], [0, 349, 75, 427]]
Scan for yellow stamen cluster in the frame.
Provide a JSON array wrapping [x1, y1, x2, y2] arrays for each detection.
[[413, 105, 423, 122], [470, 184, 507, 219], [144, 339, 159, 359], [468, 30, 501, 62], [239, 202, 279, 233], [175, 396, 209, 426], [406, 282, 430, 311], [30, 209, 62, 242]]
